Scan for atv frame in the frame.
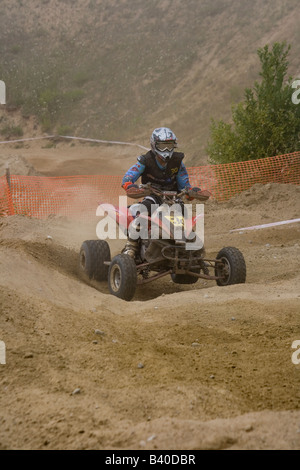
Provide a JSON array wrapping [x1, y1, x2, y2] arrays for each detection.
[[79, 184, 246, 300]]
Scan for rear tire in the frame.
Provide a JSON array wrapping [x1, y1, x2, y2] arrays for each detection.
[[79, 240, 111, 282], [215, 247, 246, 286], [108, 254, 137, 301]]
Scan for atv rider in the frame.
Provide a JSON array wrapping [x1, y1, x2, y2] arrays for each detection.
[[121, 127, 201, 258]]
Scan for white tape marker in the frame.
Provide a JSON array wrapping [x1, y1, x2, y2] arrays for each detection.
[[0, 136, 55, 144], [230, 218, 300, 232], [0, 134, 149, 151], [59, 135, 149, 151]]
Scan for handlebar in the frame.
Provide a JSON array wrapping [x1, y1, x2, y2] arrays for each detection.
[[126, 183, 210, 201], [139, 183, 183, 197], [138, 183, 211, 201]]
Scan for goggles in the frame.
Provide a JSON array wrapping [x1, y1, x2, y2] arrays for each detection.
[[155, 141, 177, 152]]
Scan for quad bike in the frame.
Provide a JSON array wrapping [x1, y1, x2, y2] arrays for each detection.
[[79, 183, 246, 301]]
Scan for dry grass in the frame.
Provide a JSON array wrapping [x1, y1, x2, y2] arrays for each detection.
[[0, 0, 299, 164]]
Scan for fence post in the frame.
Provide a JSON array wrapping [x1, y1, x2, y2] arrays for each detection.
[[5, 166, 15, 216]]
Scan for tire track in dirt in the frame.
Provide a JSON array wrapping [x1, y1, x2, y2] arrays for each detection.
[[0, 177, 299, 449]]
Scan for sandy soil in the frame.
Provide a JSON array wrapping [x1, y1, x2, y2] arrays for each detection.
[[0, 142, 300, 450]]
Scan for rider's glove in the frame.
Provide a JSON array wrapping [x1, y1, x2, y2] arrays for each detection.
[[123, 182, 145, 198], [126, 183, 139, 191], [122, 182, 138, 191], [186, 186, 201, 201]]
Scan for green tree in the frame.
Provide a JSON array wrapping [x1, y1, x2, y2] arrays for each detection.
[[207, 42, 300, 163]]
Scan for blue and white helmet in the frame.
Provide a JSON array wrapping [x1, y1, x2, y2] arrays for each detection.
[[150, 127, 177, 161]]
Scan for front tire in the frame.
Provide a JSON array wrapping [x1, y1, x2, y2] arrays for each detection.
[[79, 240, 111, 281], [215, 247, 246, 286], [108, 254, 137, 301]]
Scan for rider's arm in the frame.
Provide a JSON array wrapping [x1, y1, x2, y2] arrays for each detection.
[[176, 162, 191, 191], [122, 159, 145, 189]]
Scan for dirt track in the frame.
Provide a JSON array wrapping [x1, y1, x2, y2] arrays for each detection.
[[0, 144, 300, 450]]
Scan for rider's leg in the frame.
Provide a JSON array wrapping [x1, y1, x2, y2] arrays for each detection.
[[123, 196, 161, 258], [123, 238, 139, 258]]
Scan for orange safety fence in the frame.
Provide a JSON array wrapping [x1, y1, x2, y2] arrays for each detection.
[[1, 151, 299, 220]]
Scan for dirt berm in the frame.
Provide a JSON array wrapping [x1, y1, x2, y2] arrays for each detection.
[[0, 149, 299, 449]]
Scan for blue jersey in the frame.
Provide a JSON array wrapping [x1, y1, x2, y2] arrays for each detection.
[[122, 158, 191, 191]]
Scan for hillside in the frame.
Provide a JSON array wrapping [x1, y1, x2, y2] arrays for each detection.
[[0, 0, 299, 164]]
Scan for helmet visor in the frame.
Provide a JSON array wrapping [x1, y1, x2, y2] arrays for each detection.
[[155, 141, 177, 152]]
